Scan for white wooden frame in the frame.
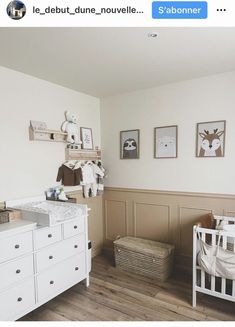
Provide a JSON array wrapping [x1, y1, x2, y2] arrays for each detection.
[[193, 215, 235, 307]]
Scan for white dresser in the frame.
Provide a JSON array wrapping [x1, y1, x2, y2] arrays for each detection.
[[0, 205, 90, 321]]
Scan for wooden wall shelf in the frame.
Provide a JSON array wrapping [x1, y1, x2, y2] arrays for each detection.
[[65, 148, 101, 161], [29, 126, 67, 142]]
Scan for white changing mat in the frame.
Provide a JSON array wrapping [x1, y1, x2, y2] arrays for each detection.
[[10, 200, 86, 226], [31, 202, 84, 222]]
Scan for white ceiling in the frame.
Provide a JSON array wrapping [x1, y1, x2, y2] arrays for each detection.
[[0, 27, 235, 98]]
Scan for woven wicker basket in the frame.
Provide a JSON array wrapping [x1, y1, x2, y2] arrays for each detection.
[[0, 210, 10, 224], [114, 236, 175, 281], [0, 209, 21, 224]]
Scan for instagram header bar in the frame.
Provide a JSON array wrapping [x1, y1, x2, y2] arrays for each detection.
[[0, 0, 234, 26]]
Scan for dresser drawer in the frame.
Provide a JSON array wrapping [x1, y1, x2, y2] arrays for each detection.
[[36, 234, 85, 273], [34, 225, 62, 250], [0, 232, 33, 264], [0, 255, 34, 291], [37, 253, 86, 303], [63, 217, 85, 239], [0, 278, 35, 321]]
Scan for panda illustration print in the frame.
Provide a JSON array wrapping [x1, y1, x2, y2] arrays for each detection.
[[120, 129, 140, 159]]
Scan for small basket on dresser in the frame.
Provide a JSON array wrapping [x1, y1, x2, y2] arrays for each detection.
[[0, 209, 21, 224], [114, 236, 175, 281]]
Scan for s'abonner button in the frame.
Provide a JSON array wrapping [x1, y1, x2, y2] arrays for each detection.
[[50, 280, 54, 285], [17, 297, 22, 302], [16, 269, 21, 274], [48, 234, 52, 238], [74, 245, 78, 248], [75, 267, 79, 271], [74, 225, 78, 229], [15, 244, 20, 249], [49, 255, 53, 260]]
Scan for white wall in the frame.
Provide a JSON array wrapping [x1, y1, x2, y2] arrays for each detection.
[[101, 71, 235, 194], [0, 66, 100, 201]]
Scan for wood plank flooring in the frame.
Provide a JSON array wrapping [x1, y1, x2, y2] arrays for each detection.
[[20, 255, 235, 321]]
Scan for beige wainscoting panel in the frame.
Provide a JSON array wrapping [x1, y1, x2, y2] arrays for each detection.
[[178, 206, 213, 257], [134, 202, 170, 242], [103, 187, 235, 273], [67, 191, 104, 258], [104, 199, 128, 241]]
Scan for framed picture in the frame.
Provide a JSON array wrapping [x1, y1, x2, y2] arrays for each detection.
[[120, 129, 140, 159], [80, 127, 93, 150], [154, 125, 178, 158], [196, 120, 226, 157]]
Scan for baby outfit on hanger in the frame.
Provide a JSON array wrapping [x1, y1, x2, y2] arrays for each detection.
[[81, 162, 104, 198], [96, 161, 106, 195], [56, 161, 83, 186]]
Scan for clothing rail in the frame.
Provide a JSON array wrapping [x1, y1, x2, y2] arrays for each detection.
[[65, 148, 101, 161]]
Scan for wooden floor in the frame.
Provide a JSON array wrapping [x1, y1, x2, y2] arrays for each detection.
[[20, 255, 235, 321]]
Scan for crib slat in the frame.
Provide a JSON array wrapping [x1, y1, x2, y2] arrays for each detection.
[[201, 232, 206, 289], [232, 280, 235, 297], [211, 234, 216, 291], [221, 235, 227, 294]]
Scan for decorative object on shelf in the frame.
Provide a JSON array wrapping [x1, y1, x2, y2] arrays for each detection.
[[196, 120, 226, 157], [30, 120, 47, 130], [0, 209, 21, 224], [46, 187, 68, 201], [61, 111, 82, 146], [80, 127, 94, 150], [65, 148, 101, 161], [120, 129, 140, 159], [29, 120, 67, 142], [154, 125, 178, 159]]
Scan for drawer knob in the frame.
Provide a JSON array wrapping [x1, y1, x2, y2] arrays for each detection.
[[74, 225, 78, 229], [74, 245, 78, 249], [50, 280, 54, 285], [16, 269, 21, 274], [15, 244, 20, 249], [48, 234, 52, 238], [17, 297, 22, 302], [75, 267, 79, 271], [49, 255, 53, 260]]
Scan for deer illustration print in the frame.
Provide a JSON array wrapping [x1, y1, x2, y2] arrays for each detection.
[[199, 129, 224, 157]]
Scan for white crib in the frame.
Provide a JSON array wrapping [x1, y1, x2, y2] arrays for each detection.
[[192, 215, 235, 307]]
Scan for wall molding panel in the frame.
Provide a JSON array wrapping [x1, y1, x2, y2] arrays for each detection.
[[133, 202, 170, 242], [104, 187, 235, 272], [104, 199, 128, 241]]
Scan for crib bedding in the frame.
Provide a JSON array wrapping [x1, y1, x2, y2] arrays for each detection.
[[193, 214, 235, 307], [198, 238, 235, 280]]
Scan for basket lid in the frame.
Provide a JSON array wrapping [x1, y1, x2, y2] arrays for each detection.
[[114, 236, 174, 258]]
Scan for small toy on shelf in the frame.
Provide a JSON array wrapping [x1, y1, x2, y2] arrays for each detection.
[[46, 187, 68, 201], [61, 111, 82, 147]]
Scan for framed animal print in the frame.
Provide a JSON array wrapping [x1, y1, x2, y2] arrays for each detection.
[[154, 125, 178, 158], [120, 129, 140, 159], [196, 120, 226, 157]]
